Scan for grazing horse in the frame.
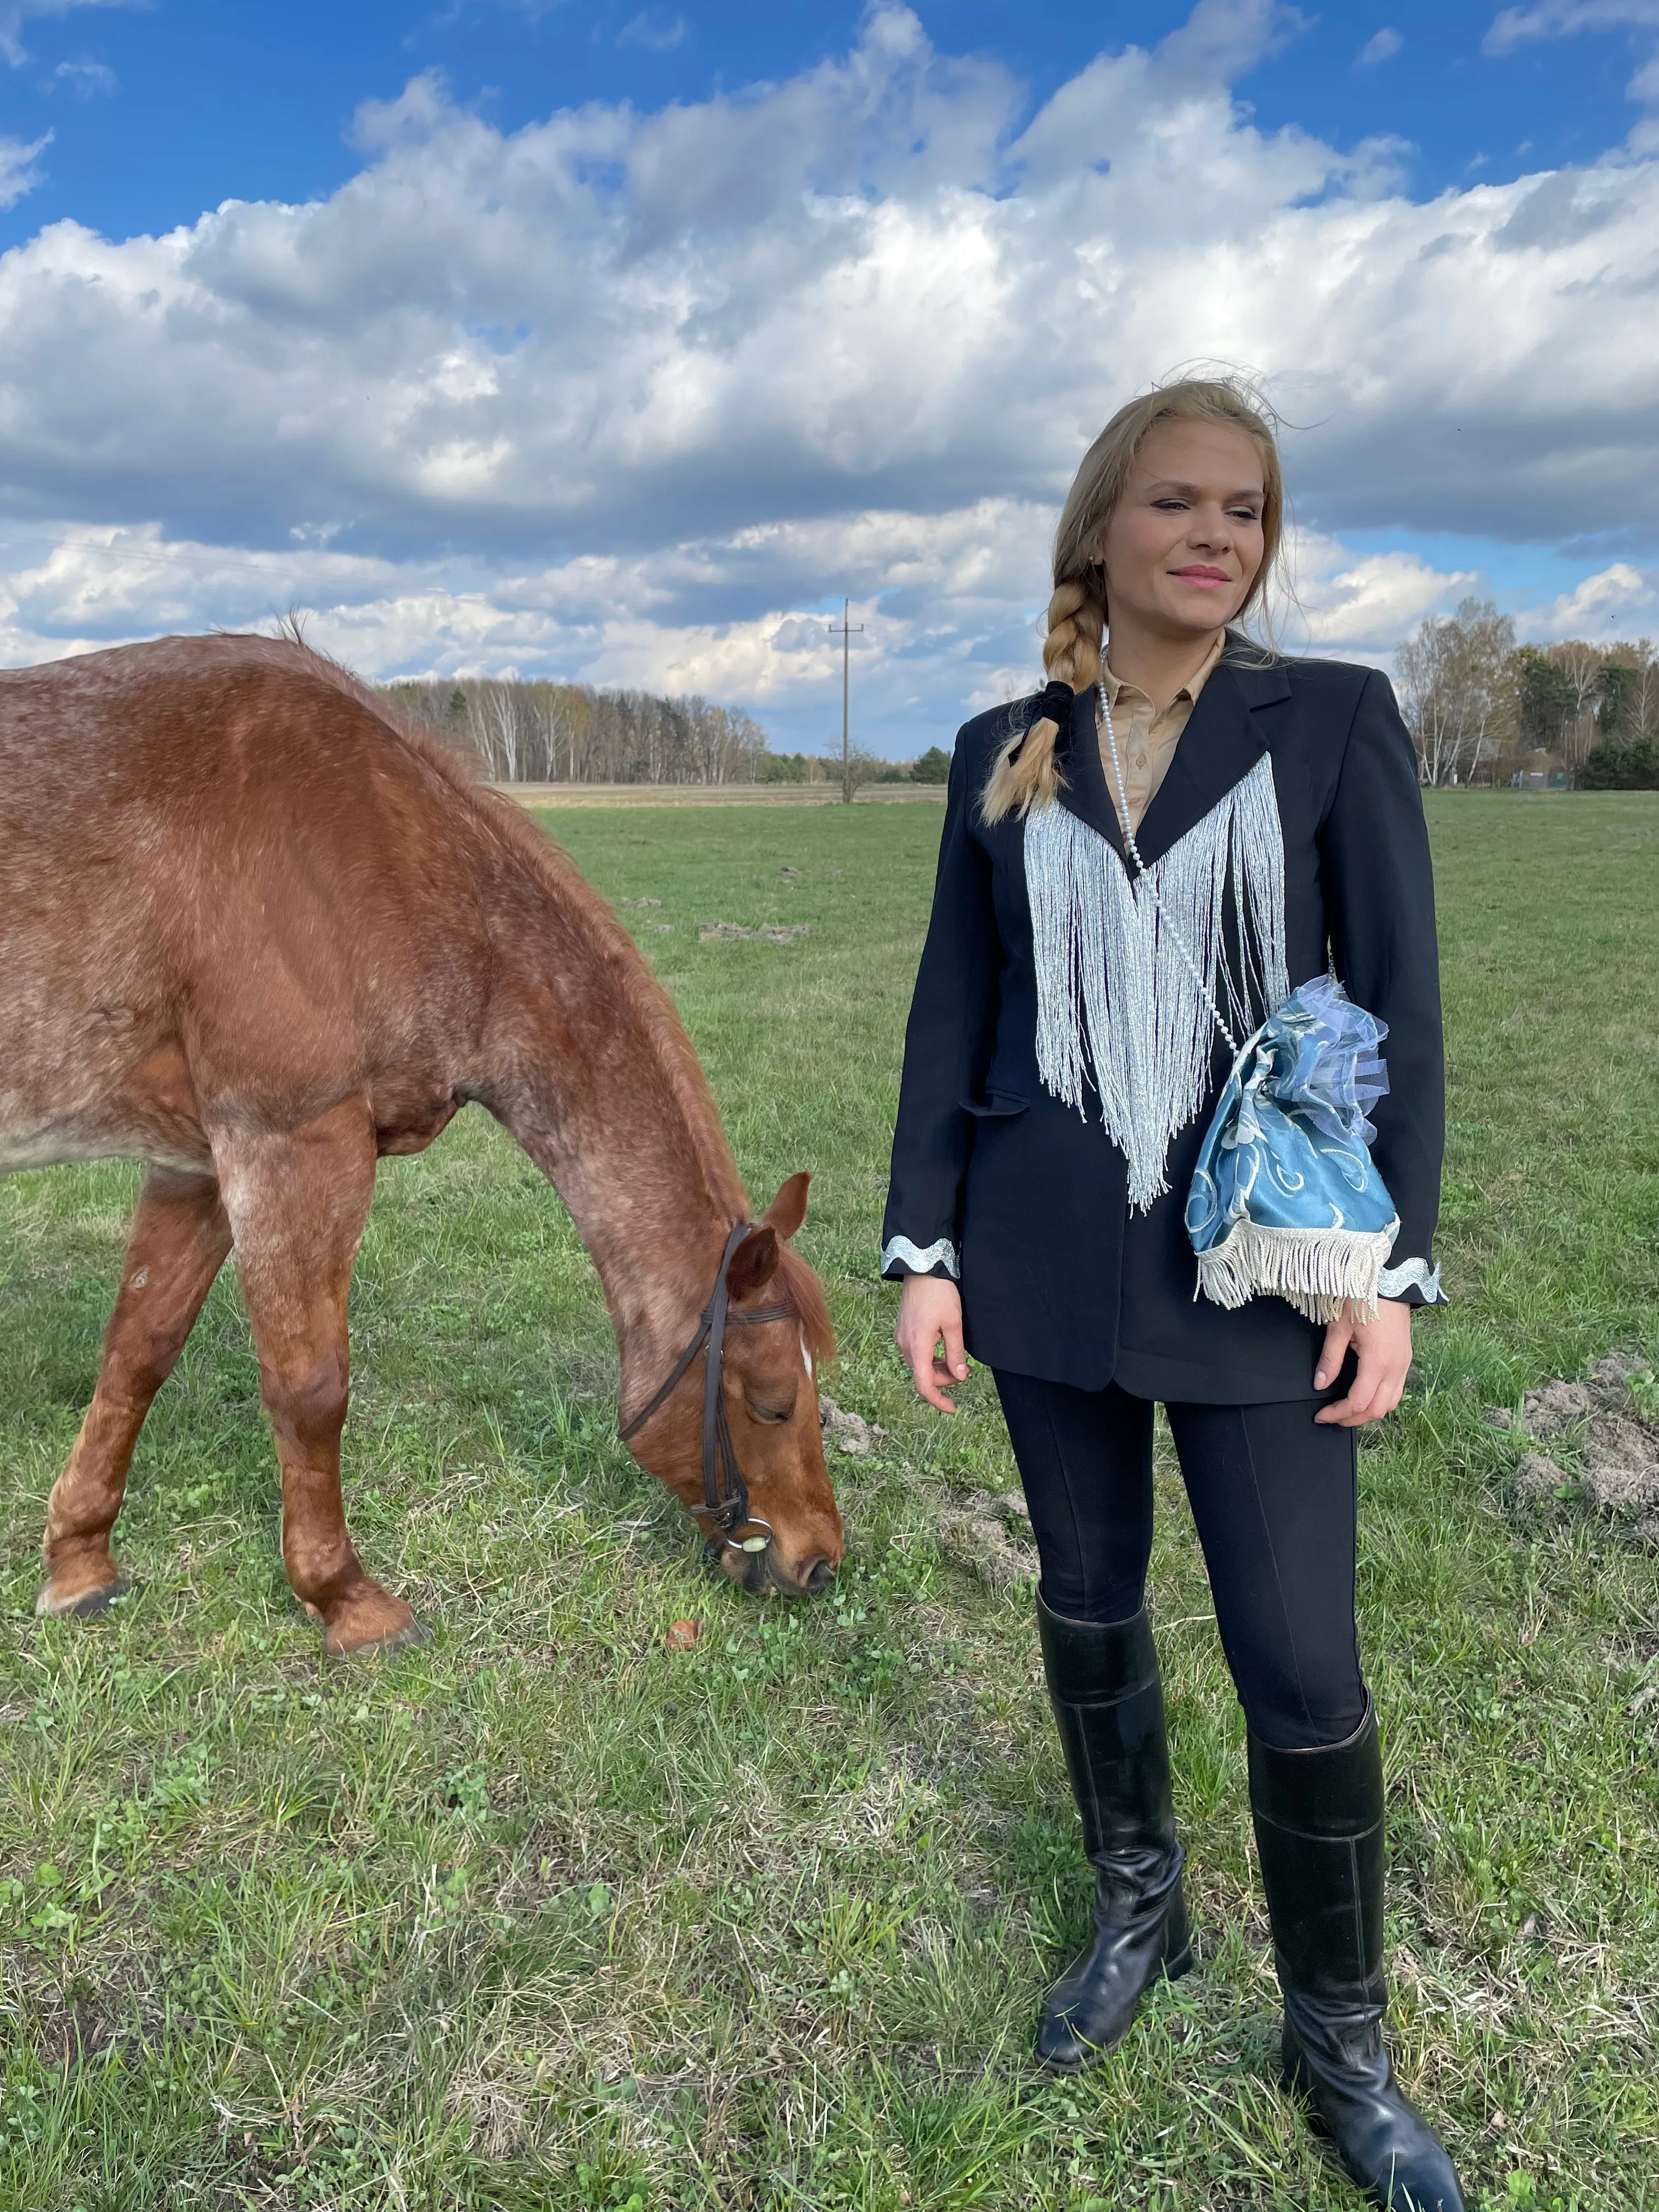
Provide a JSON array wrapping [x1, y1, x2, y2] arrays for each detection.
[[0, 634, 843, 1653]]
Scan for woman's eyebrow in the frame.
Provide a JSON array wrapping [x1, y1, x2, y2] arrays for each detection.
[[1144, 477, 1265, 500]]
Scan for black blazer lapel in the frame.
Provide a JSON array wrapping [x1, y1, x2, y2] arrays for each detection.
[[1053, 684, 1127, 859], [1131, 654, 1291, 869]]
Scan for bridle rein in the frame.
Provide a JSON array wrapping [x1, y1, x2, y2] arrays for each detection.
[[618, 1222, 795, 1555]]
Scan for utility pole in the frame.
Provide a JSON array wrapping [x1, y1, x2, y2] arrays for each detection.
[[829, 597, 865, 805]]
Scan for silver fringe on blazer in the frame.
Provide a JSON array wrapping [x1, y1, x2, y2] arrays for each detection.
[[1024, 752, 1290, 1211]]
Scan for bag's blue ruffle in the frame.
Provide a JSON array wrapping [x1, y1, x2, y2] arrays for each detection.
[[1186, 975, 1400, 1321], [1267, 971, 1390, 1147]]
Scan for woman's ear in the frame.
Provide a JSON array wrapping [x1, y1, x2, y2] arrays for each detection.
[[762, 1171, 810, 1243], [726, 1224, 780, 1300]]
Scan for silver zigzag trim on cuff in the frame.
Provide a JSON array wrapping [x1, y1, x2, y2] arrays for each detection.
[[1377, 1256, 1443, 1304], [881, 1235, 960, 1280]]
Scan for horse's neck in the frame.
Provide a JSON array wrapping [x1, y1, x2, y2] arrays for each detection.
[[471, 847, 746, 1390]]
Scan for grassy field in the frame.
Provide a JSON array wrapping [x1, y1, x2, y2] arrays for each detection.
[[1, 792, 1656, 2211]]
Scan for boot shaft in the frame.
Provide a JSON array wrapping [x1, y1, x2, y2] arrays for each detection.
[[1249, 1697, 1385, 2003], [1037, 1596, 1177, 1861]]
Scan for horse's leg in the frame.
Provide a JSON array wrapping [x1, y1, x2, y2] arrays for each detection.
[[38, 1166, 233, 1617], [215, 1098, 419, 1657]]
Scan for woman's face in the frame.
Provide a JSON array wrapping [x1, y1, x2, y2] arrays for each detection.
[[1098, 419, 1268, 644]]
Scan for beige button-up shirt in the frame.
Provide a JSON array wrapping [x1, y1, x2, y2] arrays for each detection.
[[1097, 630, 1226, 834]]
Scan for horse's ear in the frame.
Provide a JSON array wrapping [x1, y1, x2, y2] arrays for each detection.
[[726, 1224, 780, 1300], [762, 1171, 810, 1243]]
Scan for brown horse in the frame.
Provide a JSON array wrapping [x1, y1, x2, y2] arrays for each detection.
[[0, 634, 843, 1654]]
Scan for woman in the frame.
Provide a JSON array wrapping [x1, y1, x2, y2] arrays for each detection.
[[882, 379, 1463, 2212]]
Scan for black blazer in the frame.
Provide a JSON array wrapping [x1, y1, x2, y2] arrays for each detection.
[[881, 650, 1446, 1403]]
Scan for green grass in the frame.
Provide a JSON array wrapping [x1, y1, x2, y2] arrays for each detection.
[[1, 792, 1656, 2211]]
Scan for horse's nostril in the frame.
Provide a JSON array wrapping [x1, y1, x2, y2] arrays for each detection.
[[804, 1556, 836, 1594]]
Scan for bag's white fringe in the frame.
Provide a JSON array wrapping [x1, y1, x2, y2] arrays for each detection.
[[1194, 1218, 1401, 1323], [1025, 752, 1289, 1210]]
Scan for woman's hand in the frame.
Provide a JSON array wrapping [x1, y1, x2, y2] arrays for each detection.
[[896, 1274, 969, 1413], [1313, 1297, 1413, 1427]]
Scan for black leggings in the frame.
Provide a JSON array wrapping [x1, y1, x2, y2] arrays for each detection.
[[994, 1372, 1365, 1752]]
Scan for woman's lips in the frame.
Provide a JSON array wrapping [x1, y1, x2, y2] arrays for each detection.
[[1171, 566, 1232, 585]]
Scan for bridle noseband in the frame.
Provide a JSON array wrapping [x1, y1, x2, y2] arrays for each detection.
[[618, 1222, 794, 1555]]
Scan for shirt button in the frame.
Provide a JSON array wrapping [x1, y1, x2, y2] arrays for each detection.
[[1135, 752, 1148, 768]]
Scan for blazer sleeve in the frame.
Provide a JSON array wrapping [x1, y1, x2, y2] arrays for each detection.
[[1319, 670, 1448, 1305], [880, 730, 1001, 1281]]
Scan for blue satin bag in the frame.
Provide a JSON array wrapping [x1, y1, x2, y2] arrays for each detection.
[[1184, 974, 1400, 1322]]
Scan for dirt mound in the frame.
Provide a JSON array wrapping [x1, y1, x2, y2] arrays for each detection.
[[817, 1393, 889, 1458], [814, 1393, 1040, 1590], [1488, 1354, 1659, 1530], [699, 920, 810, 944], [928, 1486, 1038, 1594]]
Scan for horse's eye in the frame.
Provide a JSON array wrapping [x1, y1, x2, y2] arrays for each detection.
[[746, 1399, 794, 1425]]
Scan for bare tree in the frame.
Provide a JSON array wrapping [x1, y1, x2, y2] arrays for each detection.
[[1396, 599, 1517, 787], [1551, 639, 1604, 722], [1547, 639, 1606, 772], [384, 677, 774, 785], [469, 684, 526, 783], [1596, 639, 1658, 748], [1628, 642, 1659, 742]]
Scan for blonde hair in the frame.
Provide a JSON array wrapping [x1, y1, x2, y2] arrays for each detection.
[[981, 374, 1286, 825]]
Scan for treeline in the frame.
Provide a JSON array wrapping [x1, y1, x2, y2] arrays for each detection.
[[380, 675, 951, 789], [1396, 601, 1658, 788], [383, 678, 771, 786], [760, 744, 951, 788]]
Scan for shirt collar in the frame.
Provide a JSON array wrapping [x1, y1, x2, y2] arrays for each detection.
[[1101, 627, 1227, 712]]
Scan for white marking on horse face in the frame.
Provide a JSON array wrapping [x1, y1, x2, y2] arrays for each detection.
[[800, 1327, 814, 1381]]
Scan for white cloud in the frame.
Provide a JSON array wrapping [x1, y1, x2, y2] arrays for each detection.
[[1283, 532, 1477, 655], [0, 129, 47, 205], [0, 499, 1054, 716], [1, 3, 1658, 744], [1486, 1, 1659, 146], [618, 9, 686, 52], [51, 54, 115, 95], [0, 0, 134, 70], [1485, 3, 1659, 52], [1356, 27, 1404, 64], [1515, 559, 1657, 639]]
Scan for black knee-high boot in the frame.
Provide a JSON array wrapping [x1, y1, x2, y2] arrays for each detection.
[[1250, 1699, 1464, 2212], [1034, 1594, 1192, 2070]]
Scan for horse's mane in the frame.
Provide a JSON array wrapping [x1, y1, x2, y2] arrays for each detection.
[[777, 1245, 835, 1364]]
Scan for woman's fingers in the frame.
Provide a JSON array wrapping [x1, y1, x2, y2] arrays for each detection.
[[1313, 1317, 1353, 1393], [938, 1306, 968, 1385], [1314, 1298, 1413, 1427], [895, 1277, 968, 1413], [911, 1350, 957, 1413]]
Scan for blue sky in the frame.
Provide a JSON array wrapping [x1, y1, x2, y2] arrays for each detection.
[[1, 0, 1656, 752]]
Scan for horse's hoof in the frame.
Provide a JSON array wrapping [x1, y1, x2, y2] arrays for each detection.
[[325, 1613, 430, 1660], [35, 1576, 131, 1620]]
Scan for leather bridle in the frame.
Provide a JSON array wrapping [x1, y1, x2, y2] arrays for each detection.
[[618, 1222, 794, 1555]]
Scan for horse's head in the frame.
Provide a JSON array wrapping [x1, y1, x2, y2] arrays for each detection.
[[622, 1173, 844, 1597]]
